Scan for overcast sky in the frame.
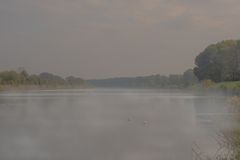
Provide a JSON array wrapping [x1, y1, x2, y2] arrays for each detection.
[[0, 0, 239, 78]]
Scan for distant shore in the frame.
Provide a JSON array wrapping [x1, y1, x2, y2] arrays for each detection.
[[0, 84, 91, 91]]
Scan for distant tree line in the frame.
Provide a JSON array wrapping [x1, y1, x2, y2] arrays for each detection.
[[88, 69, 198, 88], [0, 69, 86, 87], [194, 40, 240, 82]]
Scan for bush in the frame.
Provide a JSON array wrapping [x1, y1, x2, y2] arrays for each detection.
[[201, 79, 215, 88]]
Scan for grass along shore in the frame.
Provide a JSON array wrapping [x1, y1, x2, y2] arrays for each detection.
[[192, 80, 240, 93]]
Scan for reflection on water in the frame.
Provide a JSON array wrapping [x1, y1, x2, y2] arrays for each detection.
[[0, 89, 233, 160]]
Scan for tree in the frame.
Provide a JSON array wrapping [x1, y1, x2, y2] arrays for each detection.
[[0, 69, 86, 87], [183, 69, 198, 86], [194, 40, 240, 82], [65, 76, 85, 86]]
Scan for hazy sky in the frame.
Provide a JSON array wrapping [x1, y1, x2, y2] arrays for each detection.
[[0, 0, 240, 79]]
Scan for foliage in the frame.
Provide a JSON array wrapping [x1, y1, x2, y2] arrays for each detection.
[[183, 69, 198, 86], [39, 72, 66, 86], [193, 130, 240, 160], [66, 76, 85, 86], [201, 79, 215, 88], [0, 69, 86, 87], [194, 40, 240, 82], [88, 69, 198, 88]]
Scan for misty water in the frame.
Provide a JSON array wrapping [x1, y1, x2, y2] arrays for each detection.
[[0, 89, 235, 160]]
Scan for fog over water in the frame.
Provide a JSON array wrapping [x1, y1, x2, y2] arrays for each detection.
[[0, 89, 234, 160]]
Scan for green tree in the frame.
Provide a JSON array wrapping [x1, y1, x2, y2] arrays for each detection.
[[194, 40, 240, 82]]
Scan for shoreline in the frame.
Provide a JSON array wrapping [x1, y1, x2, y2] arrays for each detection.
[[0, 84, 91, 92]]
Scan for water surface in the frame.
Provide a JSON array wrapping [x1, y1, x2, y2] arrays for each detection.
[[0, 89, 232, 160]]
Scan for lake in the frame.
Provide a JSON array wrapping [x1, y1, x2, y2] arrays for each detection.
[[0, 89, 234, 160]]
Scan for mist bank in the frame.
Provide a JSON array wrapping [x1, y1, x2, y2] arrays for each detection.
[[0, 69, 89, 90]]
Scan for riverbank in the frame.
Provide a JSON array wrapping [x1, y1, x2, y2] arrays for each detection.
[[189, 80, 240, 159], [191, 81, 240, 94]]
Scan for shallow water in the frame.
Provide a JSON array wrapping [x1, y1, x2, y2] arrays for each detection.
[[0, 89, 233, 160]]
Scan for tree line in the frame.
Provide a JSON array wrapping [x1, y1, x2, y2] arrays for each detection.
[[0, 69, 86, 87], [0, 68, 198, 89], [2, 39, 239, 89], [88, 69, 198, 88], [89, 39, 240, 88]]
